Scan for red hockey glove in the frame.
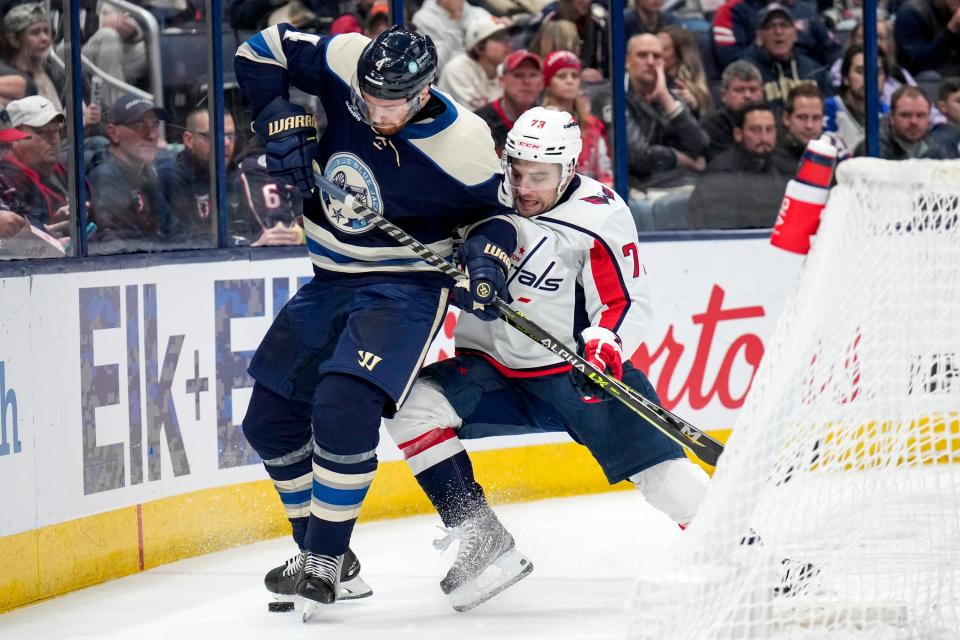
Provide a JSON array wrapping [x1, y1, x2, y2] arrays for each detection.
[[577, 326, 623, 403]]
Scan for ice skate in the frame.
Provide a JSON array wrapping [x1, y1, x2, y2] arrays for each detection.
[[265, 547, 370, 611], [296, 552, 342, 622], [434, 507, 533, 612]]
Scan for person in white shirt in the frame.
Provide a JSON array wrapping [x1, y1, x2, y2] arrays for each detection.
[[412, 0, 493, 70], [438, 17, 512, 109], [381, 106, 710, 613]]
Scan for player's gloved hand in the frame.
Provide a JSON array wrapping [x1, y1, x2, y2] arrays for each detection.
[[253, 96, 321, 197], [573, 326, 624, 403], [452, 236, 511, 321]]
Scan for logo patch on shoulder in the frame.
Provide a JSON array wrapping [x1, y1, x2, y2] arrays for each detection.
[[320, 153, 382, 234], [581, 185, 616, 206]]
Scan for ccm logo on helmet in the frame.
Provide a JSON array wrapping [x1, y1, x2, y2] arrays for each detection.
[[267, 114, 317, 136], [518, 141, 541, 149]]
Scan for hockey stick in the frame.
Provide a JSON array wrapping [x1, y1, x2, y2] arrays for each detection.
[[312, 167, 724, 466]]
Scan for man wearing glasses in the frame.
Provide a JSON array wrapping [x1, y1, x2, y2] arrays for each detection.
[[161, 106, 238, 248], [87, 93, 169, 253], [0, 95, 67, 233]]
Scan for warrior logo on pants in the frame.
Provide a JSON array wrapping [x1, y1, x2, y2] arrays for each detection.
[[320, 153, 382, 234]]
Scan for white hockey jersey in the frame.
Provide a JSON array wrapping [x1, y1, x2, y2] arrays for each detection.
[[455, 175, 654, 374]]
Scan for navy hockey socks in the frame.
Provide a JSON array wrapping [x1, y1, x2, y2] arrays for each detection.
[[304, 374, 387, 555]]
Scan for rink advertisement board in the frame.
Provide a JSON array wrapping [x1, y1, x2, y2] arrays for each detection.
[[0, 237, 801, 608]]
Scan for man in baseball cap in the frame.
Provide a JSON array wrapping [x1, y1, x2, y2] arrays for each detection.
[[105, 93, 168, 126], [474, 49, 543, 155], [437, 17, 512, 109], [5, 94, 64, 128], [87, 93, 169, 253], [0, 95, 68, 229]]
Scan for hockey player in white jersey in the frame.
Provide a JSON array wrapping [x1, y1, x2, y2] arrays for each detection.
[[382, 107, 711, 612]]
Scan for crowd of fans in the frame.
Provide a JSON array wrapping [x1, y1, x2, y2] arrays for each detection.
[[0, 0, 958, 259]]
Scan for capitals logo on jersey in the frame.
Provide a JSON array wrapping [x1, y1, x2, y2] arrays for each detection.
[[581, 185, 616, 206], [319, 153, 383, 234]]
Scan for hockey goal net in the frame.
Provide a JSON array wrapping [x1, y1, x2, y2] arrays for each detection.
[[628, 158, 960, 640]]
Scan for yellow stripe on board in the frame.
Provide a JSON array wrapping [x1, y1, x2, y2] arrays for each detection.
[[810, 415, 960, 472], [0, 438, 726, 614]]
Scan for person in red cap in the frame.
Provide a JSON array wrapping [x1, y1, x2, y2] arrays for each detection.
[[541, 49, 612, 185], [0, 106, 30, 240], [0, 95, 69, 234], [473, 49, 544, 155]]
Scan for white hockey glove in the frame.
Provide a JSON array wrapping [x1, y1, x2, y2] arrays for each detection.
[[576, 326, 624, 403]]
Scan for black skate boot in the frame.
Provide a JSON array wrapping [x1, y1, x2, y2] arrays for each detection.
[[435, 506, 533, 612], [265, 547, 371, 606], [296, 552, 343, 621]]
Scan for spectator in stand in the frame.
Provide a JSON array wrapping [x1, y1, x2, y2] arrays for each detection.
[[824, 45, 889, 151], [412, 0, 494, 71], [87, 94, 169, 253], [829, 19, 896, 89], [529, 19, 580, 65], [0, 95, 68, 232], [931, 77, 960, 158], [624, 0, 677, 39], [541, 50, 612, 185], [2, 4, 60, 110], [160, 107, 238, 248], [712, 0, 840, 69], [81, 3, 149, 108], [688, 102, 787, 229], [364, 4, 390, 37], [741, 4, 828, 113], [658, 25, 713, 118], [0, 105, 31, 239], [855, 86, 949, 158], [474, 49, 543, 154], [233, 135, 305, 247], [700, 60, 764, 160], [593, 33, 708, 191], [772, 83, 825, 172], [439, 17, 511, 110], [529, 0, 607, 80], [894, 0, 960, 79]]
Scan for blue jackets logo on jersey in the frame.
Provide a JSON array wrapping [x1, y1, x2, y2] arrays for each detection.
[[320, 153, 382, 234]]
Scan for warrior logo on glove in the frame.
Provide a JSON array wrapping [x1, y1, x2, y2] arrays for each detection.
[[267, 114, 317, 136]]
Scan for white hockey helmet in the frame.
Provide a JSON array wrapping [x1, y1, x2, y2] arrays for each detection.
[[502, 106, 582, 200]]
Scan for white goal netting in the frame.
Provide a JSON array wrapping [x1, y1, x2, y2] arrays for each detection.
[[628, 158, 960, 640]]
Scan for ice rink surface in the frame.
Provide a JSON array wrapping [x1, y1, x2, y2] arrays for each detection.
[[1, 491, 681, 640]]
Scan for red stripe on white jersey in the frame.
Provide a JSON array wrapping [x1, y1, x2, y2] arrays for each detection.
[[462, 349, 574, 378], [589, 238, 629, 333], [398, 427, 457, 459]]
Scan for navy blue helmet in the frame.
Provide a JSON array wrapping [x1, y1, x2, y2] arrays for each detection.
[[357, 25, 437, 101]]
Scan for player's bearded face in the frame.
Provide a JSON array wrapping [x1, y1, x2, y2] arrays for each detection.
[[507, 158, 563, 217], [358, 90, 424, 135]]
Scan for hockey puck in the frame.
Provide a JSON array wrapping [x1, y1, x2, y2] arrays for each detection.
[[268, 601, 295, 613]]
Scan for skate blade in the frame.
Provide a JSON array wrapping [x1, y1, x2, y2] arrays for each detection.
[[299, 596, 327, 622], [448, 549, 534, 613], [338, 575, 373, 600]]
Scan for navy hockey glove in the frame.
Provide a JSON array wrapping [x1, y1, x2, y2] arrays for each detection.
[[453, 236, 511, 322], [253, 97, 321, 197], [571, 327, 624, 403]]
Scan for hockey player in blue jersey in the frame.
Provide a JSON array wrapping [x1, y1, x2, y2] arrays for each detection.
[[381, 108, 712, 611], [234, 24, 517, 617]]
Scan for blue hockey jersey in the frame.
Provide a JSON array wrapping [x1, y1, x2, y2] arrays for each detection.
[[235, 27, 515, 284]]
